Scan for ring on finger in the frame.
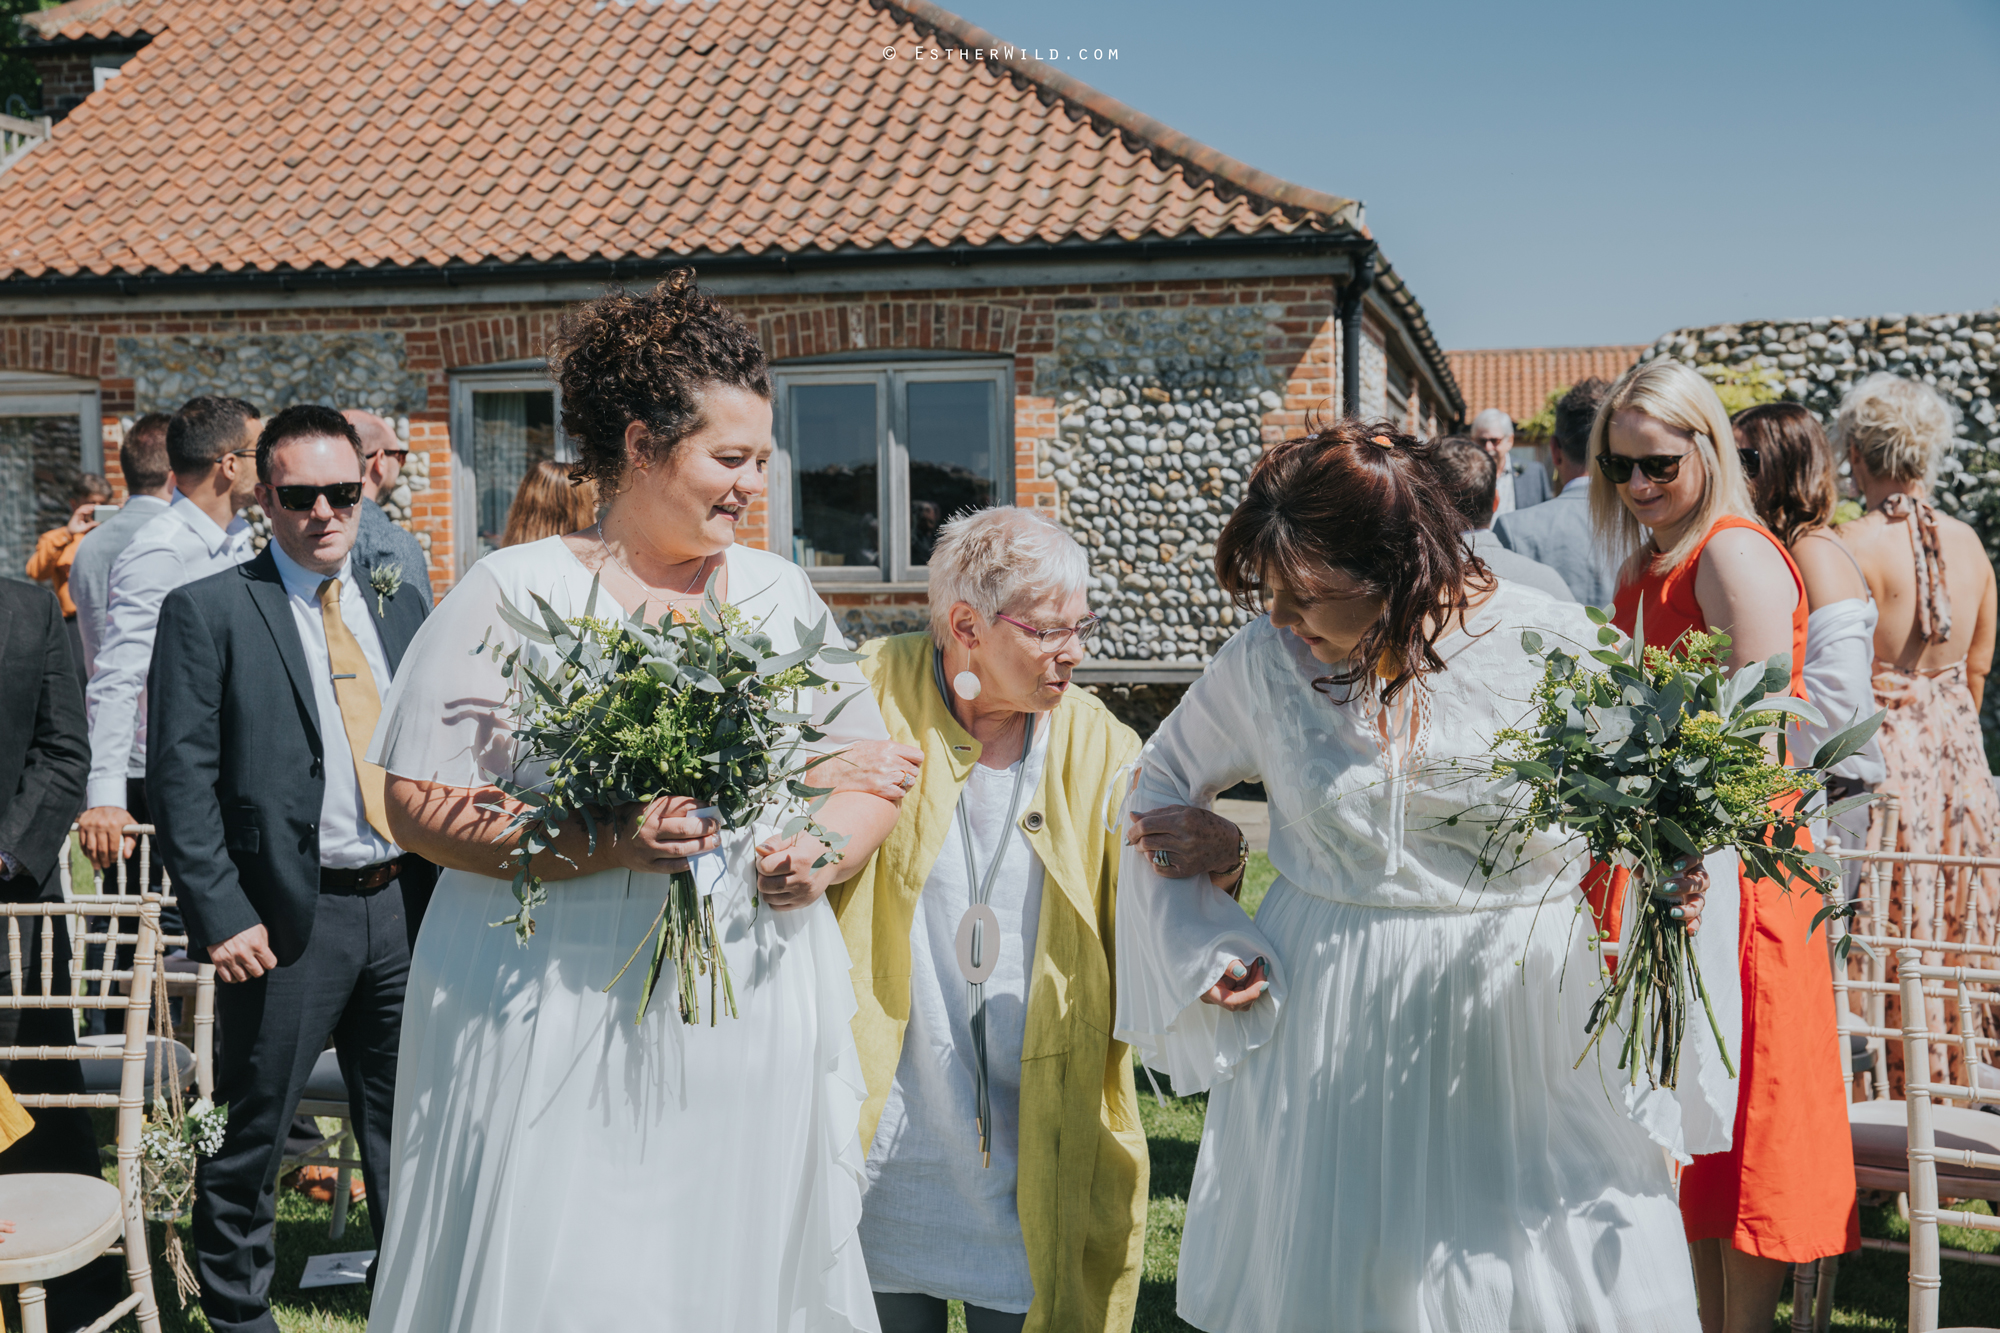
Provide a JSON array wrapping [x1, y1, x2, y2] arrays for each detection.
[[896, 770, 915, 791], [1151, 849, 1174, 869]]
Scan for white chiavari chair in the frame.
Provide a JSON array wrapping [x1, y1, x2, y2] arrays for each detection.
[[1801, 804, 2000, 1333], [0, 896, 164, 1333]]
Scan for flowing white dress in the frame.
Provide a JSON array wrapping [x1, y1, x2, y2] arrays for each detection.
[[364, 537, 885, 1333], [1117, 582, 1733, 1333]]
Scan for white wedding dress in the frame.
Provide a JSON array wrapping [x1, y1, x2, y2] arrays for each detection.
[[364, 537, 885, 1333], [1117, 582, 1736, 1333]]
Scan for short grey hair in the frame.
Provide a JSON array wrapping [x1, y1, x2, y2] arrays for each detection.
[[926, 506, 1089, 645], [1470, 408, 1514, 436]]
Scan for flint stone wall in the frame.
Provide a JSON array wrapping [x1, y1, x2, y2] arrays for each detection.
[[1040, 305, 1291, 663], [1645, 307, 2000, 760], [116, 332, 429, 417], [1643, 309, 2000, 561]]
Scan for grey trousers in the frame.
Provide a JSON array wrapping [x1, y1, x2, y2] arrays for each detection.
[[873, 1292, 1028, 1333]]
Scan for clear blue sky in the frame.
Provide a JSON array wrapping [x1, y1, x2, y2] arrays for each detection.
[[957, 0, 2000, 350]]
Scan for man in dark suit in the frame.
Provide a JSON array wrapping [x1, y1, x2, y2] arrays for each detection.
[[1470, 408, 1552, 513], [0, 578, 124, 1330], [149, 404, 436, 1333]]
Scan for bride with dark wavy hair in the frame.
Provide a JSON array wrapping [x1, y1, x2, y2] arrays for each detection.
[[1116, 417, 1720, 1332]]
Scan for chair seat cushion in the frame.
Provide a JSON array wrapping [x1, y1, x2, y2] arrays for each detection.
[[1850, 1098, 2000, 1200], [0, 1173, 122, 1284], [301, 1047, 348, 1105], [76, 1034, 194, 1100]]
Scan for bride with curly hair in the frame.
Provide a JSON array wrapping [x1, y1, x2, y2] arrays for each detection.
[[364, 271, 900, 1332]]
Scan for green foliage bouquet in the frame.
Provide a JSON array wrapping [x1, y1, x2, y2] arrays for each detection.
[[1485, 606, 1881, 1090], [481, 574, 860, 1025]]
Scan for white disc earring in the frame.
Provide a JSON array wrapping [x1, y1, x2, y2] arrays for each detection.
[[952, 670, 982, 701]]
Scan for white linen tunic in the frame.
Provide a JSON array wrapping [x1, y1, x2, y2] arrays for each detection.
[[1117, 584, 1726, 1333], [858, 724, 1050, 1313], [363, 538, 885, 1333]]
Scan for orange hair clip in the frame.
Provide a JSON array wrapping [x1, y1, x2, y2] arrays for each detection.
[[1370, 434, 1395, 449]]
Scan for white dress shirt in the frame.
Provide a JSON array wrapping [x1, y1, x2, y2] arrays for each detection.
[[1495, 464, 1518, 514], [86, 495, 254, 808], [71, 493, 171, 680], [267, 540, 401, 870]]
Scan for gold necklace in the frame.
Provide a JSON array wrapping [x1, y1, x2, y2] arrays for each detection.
[[597, 527, 711, 600]]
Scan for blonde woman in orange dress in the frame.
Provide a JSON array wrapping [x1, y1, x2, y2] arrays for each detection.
[[1833, 372, 2000, 1094], [1590, 359, 1855, 1333]]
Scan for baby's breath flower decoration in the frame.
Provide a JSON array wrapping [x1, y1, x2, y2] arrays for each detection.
[[481, 572, 862, 1025], [1485, 605, 1882, 1091]]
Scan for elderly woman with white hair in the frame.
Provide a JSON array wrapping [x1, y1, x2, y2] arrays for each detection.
[[1833, 373, 2000, 1094], [821, 505, 1244, 1333]]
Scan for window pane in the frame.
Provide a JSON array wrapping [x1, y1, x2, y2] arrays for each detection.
[[473, 390, 556, 557], [792, 383, 879, 569], [906, 379, 994, 566], [0, 413, 83, 583]]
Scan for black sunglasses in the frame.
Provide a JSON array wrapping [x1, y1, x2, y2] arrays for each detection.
[[1735, 447, 1761, 480], [1597, 451, 1686, 485], [272, 482, 363, 511]]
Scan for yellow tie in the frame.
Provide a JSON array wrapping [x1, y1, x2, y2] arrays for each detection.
[[317, 578, 393, 843]]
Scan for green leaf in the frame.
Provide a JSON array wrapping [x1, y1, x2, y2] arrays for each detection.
[[1520, 630, 1544, 655], [1585, 603, 1610, 625], [1819, 791, 1879, 822], [1597, 626, 1620, 647], [1657, 816, 1701, 859], [496, 596, 556, 644], [1810, 709, 1887, 773]]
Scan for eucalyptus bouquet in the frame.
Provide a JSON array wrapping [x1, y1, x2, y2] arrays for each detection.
[[1485, 606, 1881, 1090], [481, 574, 859, 1025]]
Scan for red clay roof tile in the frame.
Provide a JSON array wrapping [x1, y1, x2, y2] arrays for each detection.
[[0, 0, 1357, 279], [1446, 345, 1649, 428]]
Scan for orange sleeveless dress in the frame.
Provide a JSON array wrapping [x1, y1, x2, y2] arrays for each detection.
[[1590, 515, 1859, 1260]]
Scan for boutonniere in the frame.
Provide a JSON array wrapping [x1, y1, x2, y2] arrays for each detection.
[[368, 563, 403, 617]]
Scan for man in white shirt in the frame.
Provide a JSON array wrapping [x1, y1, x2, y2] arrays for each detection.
[[77, 397, 261, 877], [70, 412, 176, 678], [146, 405, 434, 1333]]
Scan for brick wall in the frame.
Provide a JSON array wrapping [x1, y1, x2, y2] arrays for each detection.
[[0, 274, 1367, 637]]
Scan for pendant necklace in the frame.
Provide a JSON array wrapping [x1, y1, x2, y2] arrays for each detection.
[[934, 648, 1035, 1168], [598, 526, 712, 604]]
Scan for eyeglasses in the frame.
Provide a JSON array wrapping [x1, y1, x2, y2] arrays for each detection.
[[1735, 447, 1761, 480], [1597, 451, 1691, 486], [994, 612, 1102, 650], [368, 449, 411, 464], [227, 446, 259, 460], [271, 482, 363, 511]]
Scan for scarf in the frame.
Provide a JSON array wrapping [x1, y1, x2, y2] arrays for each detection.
[[1879, 492, 1951, 644]]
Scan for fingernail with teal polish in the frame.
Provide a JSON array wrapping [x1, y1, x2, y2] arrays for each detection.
[[1669, 906, 1685, 919], [1672, 855, 1691, 872], [1228, 961, 1247, 979]]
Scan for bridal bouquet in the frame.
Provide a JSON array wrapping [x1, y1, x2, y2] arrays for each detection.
[[1484, 607, 1881, 1089], [481, 574, 860, 1025]]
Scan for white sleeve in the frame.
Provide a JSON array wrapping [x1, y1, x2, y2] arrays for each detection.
[[1113, 630, 1285, 1093], [86, 534, 182, 808], [1795, 603, 1886, 785], [366, 562, 522, 789]]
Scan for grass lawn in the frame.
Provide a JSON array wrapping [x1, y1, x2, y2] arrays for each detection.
[[109, 853, 1999, 1330]]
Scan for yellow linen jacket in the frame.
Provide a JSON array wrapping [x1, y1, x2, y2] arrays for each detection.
[[829, 633, 1147, 1333]]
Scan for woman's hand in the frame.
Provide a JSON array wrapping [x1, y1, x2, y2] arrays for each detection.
[[1201, 956, 1270, 1011], [809, 740, 924, 804], [607, 795, 719, 877], [1126, 806, 1247, 889], [1652, 856, 1709, 936], [756, 832, 837, 911]]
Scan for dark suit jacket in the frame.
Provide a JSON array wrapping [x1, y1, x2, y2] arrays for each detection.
[[0, 581, 88, 902], [147, 547, 436, 965], [1509, 457, 1553, 509]]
